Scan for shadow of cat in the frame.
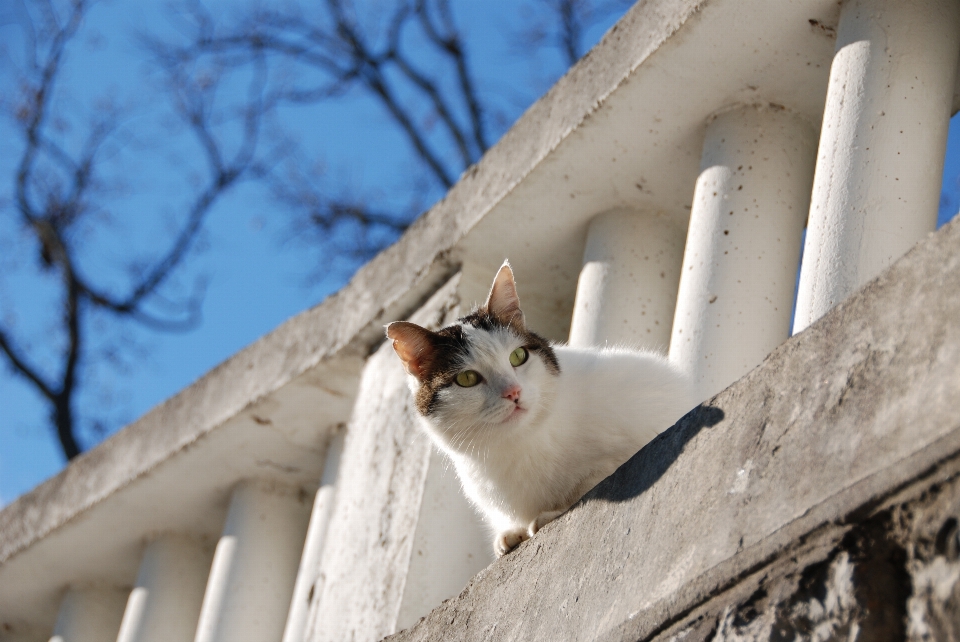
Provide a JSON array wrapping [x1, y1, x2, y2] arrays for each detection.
[[581, 404, 725, 505]]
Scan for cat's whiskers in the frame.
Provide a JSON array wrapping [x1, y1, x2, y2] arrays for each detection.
[[449, 419, 491, 466], [447, 418, 484, 461]]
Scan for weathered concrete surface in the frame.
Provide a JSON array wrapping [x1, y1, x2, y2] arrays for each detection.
[[386, 217, 960, 642], [304, 275, 489, 641], [304, 340, 429, 642], [651, 455, 960, 641]]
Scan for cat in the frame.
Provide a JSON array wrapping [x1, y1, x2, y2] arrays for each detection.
[[386, 261, 695, 556]]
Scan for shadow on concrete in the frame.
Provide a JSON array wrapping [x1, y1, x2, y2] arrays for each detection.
[[585, 404, 725, 504]]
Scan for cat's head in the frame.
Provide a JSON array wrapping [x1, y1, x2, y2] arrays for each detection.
[[386, 261, 560, 442]]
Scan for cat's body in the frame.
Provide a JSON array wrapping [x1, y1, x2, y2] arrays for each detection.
[[387, 262, 694, 556], [438, 342, 693, 556]]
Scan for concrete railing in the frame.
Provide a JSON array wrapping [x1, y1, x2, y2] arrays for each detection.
[[2, 0, 959, 640]]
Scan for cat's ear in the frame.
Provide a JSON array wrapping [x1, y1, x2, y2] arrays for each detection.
[[386, 321, 439, 381], [485, 260, 525, 328]]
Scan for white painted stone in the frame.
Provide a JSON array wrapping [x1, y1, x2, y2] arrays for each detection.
[[569, 209, 685, 352], [793, 0, 960, 332], [193, 480, 311, 642], [0, 353, 360, 639], [48, 586, 126, 642], [303, 275, 489, 641], [115, 535, 212, 642], [0, 631, 43, 642], [395, 448, 492, 632], [1, 631, 44, 642], [282, 430, 345, 642], [303, 341, 431, 642], [670, 105, 816, 400]]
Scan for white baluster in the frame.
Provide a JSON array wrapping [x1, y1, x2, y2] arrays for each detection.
[[282, 430, 345, 642], [671, 105, 816, 400], [48, 586, 126, 642], [394, 448, 492, 632], [193, 480, 311, 642], [569, 209, 686, 351], [115, 535, 213, 642], [793, 0, 960, 332]]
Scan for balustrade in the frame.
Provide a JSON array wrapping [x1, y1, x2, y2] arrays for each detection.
[[50, 587, 126, 642], [3, 1, 959, 640], [671, 105, 816, 399], [193, 481, 311, 642], [794, 0, 960, 331], [115, 535, 212, 642], [569, 209, 685, 350], [281, 431, 344, 642]]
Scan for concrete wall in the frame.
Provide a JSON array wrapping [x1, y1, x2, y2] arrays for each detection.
[[302, 275, 491, 641]]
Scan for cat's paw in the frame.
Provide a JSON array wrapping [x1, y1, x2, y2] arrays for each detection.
[[494, 528, 529, 557], [528, 510, 565, 536]]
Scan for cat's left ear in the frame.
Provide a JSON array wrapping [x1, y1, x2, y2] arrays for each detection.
[[386, 321, 439, 381], [485, 260, 525, 329]]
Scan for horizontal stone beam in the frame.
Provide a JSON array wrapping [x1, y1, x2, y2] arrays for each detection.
[[387, 216, 960, 641]]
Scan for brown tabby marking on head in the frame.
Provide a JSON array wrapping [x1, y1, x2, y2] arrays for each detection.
[[411, 324, 472, 416], [459, 306, 560, 376], [389, 308, 561, 417], [388, 259, 559, 417]]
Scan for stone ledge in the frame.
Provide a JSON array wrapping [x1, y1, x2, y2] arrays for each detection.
[[387, 216, 960, 642], [646, 446, 960, 641]]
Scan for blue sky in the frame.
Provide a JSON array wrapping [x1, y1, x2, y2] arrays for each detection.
[[1, 0, 959, 506]]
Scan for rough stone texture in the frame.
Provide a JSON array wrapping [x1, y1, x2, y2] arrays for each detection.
[[653, 458, 960, 641], [385, 218, 960, 642], [304, 276, 464, 642], [304, 342, 428, 642]]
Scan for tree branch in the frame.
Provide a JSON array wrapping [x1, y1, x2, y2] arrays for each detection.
[[0, 326, 56, 402], [415, 0, 488, 153], [2, 0, 269, 459]]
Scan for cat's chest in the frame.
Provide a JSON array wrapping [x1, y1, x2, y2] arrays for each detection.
[[466, 423, 579, 491]]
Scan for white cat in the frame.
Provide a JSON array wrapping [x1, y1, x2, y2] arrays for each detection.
[[386, 261, 695, 556]]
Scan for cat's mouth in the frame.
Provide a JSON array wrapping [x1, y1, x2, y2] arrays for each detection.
[[503, 404, 527, 422]]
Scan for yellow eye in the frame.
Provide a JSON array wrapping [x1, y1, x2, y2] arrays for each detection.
[[455, 370, 481, 387], [509, 347, 528, 367]]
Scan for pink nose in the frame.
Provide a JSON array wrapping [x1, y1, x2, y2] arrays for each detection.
[[502, 384, 521, 402]]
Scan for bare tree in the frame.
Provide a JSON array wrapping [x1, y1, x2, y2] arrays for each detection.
[[0, 0, 630, 463], [0, 0, 271, 459], [524, 0, 635, 68], [152, 0, 488, 262], [157, 0, 632, 259]]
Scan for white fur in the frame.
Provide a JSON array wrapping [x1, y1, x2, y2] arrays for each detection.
[[409, 322, 695, 556]]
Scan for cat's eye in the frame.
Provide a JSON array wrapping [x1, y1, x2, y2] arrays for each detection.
[[509, 347, 528, 367], [455, 370, 481, 387]]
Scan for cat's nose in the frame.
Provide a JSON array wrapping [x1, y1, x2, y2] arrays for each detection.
[[502, 384, 521, 402]]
